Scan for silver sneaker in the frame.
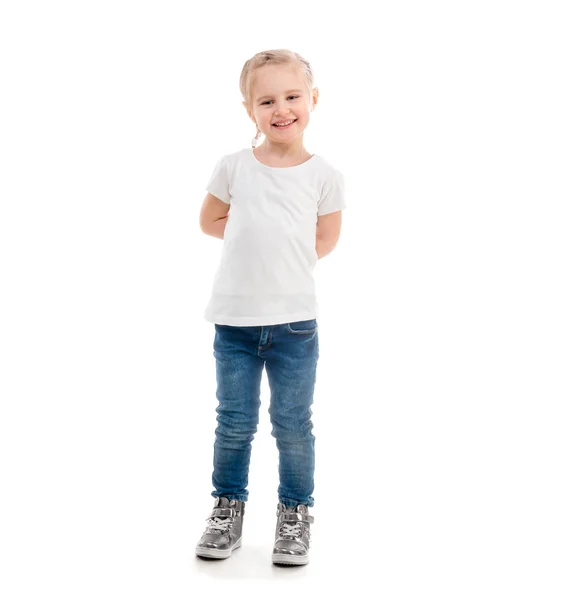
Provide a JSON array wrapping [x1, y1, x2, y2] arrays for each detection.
[[195, 497, 245, 559], [272, 502, 314, 565]]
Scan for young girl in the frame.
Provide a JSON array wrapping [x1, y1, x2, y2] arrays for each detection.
[[195, 49, 346, 566]]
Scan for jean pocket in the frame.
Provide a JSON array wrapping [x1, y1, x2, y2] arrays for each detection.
[[286, 319, 318, 334]]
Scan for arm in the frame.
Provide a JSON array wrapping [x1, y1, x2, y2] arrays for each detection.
[[199, 193, 230, 239], [203, 215, 228, 240], [315, 210, 343, 259]]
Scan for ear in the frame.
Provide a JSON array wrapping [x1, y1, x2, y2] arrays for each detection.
[[311, 87, 319, 110], [243, 100, 255, 123]]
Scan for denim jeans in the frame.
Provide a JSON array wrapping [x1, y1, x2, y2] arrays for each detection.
[[210, 318, 319, 508]]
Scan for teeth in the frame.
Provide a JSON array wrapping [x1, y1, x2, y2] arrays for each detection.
[[274, 119, 295, 126]]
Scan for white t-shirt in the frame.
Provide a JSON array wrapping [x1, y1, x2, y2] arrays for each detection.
[[203, 147, 346, 326]]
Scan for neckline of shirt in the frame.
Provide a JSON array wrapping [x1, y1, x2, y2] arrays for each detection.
[[248, 148, 318, 171]]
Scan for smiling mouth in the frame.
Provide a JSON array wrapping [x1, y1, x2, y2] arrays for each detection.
[[272, 119, 297, 128]]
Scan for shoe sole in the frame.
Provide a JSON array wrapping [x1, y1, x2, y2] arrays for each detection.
[[272, 552, 309, 565], [195, 537, 242, 559]]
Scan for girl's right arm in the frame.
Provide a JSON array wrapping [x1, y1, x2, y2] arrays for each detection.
[[199, 193, 230, 239], [204, 215, 228, 240]]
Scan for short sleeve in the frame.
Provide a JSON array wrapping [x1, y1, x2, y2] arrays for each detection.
[[205, 156, 230, 204], [317, 169, 346, 216]]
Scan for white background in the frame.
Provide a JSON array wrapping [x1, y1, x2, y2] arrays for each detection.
[[1, 0, 569, 597]]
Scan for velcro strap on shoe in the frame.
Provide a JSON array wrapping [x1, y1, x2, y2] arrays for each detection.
[[210, 507, 236, 518], [280, 513, 314, 524]]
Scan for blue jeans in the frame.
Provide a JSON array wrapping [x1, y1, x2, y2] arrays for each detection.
[[210, 318, 319, 508]]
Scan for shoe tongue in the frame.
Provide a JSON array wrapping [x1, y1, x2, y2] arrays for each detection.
[[217, 497, 232, 507], [282, 503, 307, 513]]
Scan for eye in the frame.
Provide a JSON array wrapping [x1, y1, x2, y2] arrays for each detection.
[[261, 95, 299, 105]]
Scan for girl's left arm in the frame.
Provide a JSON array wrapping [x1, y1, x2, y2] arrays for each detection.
[[315, 210, 343, 259]]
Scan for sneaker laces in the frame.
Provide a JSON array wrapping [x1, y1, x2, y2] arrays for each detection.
[[279, 521, 303, 539], [205, 515, 233, 533]]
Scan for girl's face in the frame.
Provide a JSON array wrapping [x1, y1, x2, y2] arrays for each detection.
[[244, 63, 318, 145]]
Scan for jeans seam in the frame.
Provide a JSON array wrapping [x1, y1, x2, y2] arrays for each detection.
[[286, 325, 318, 334]]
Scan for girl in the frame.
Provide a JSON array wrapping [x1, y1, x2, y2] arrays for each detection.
[[195, 49, 346, 566]]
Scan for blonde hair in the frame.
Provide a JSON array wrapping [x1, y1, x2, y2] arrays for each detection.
[[239, 49, 315, 111]]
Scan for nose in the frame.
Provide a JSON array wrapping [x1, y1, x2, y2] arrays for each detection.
[[273, 102, 292, 116]]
